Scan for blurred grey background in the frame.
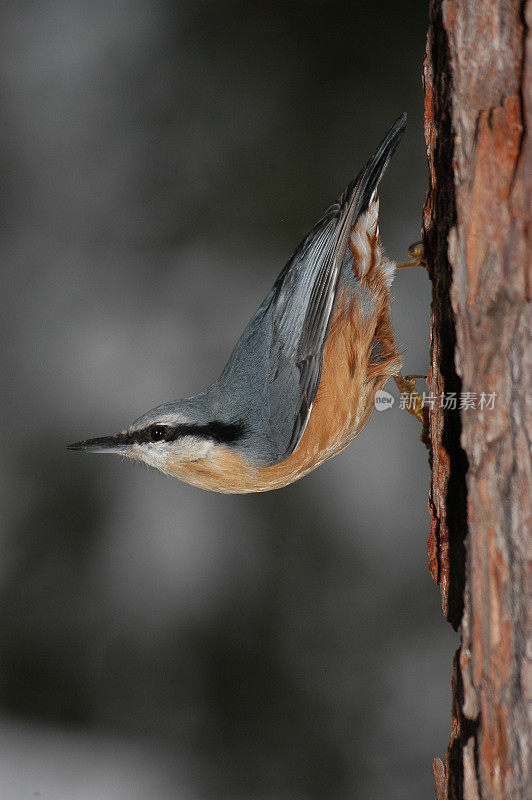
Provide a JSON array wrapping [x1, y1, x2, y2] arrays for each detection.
[[0, 2, 457, 798]]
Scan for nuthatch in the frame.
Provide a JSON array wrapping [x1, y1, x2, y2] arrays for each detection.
[[69, 114, 417, 493]]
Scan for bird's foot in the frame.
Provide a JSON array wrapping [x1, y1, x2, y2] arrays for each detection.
[[393, 373, 430, 450], [396, 241, 427, 271]]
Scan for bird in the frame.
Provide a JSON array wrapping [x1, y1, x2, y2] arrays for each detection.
[[68, 114, 411, 493]]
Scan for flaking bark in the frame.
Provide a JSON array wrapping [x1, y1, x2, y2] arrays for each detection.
[[423, 1, 531, 798]]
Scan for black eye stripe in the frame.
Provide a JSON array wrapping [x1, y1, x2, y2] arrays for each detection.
[[185, 421, 246, 443], [170, 421, 247, 443], [128, 421, 247, 446]]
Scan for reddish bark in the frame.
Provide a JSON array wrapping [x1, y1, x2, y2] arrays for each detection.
[[423, 1, 531, 798]]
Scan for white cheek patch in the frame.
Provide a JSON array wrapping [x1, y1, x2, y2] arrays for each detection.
[[130, 437, 215, 473]]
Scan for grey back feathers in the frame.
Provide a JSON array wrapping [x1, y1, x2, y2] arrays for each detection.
[[137, 115, 406, 466]]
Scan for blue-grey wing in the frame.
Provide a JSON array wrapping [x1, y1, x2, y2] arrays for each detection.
[[265, 204, 352, 457], [266, 114, 407, 459], [217, 114, 406, 464]]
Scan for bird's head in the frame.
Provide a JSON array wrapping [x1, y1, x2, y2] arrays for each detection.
[[67, 399, 248, 484]]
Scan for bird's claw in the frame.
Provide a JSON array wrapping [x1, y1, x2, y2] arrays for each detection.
[[396, 241, 427, 271], [393, 373, 430, 450]]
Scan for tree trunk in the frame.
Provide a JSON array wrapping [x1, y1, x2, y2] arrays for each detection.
[[423, 1, 531, 799]]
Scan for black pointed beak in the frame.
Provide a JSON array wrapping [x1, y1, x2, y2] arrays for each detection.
[[67, 435, 127, 453]]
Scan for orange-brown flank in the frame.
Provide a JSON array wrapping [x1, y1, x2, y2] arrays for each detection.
[[167, 240, 401, 493]]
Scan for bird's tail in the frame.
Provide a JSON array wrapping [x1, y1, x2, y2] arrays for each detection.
[[339, 113, 407, 220]]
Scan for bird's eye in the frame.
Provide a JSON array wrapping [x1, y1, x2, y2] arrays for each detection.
[[150, 425, 168, 442]]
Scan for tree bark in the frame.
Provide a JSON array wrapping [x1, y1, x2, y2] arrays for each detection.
[[423, 2, 531, 799]]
